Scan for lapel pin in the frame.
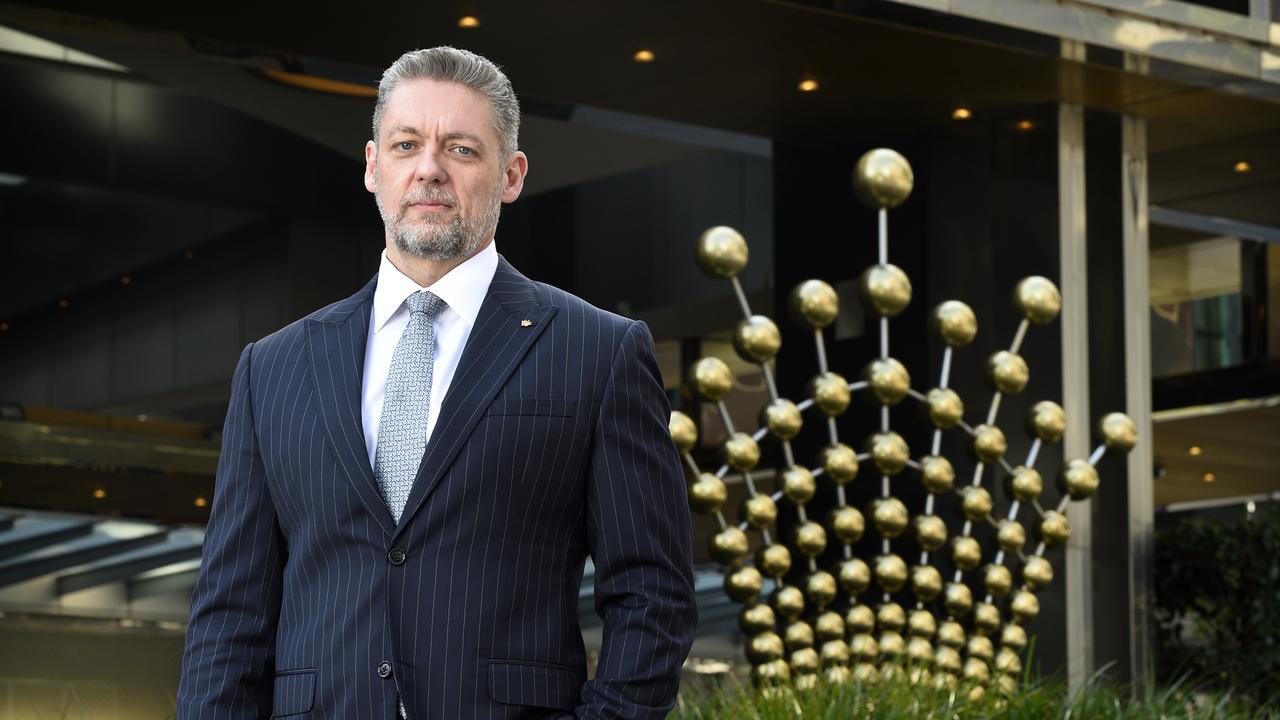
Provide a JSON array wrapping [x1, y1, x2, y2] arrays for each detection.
[[520, 319, 534, 327]]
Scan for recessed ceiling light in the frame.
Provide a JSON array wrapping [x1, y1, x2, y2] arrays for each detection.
[[1188, 445, 1202, 456], [93, 488, 107, 499], [194, 496, 208, 508], [1202, 472, 1216, 483], [1234, 160, 1252, 174], [952, 107, 972, 120], [0, 321, 8, 332], [797, 79, 820, 93], [633, 49, 655, 63], [458, 16, 480, 29], [1015, 120, 1035, 132], [57, 298, 70, 309], [121, 275, 132, 286]]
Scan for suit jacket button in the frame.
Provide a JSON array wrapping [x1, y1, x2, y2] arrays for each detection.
[[388, 548, 406, 566], [377, 661, 393, 678]]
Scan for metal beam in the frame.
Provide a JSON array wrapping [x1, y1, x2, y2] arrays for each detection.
[[127, 566, 199, 600], [56, 543, 202, 596], [0, 531, 168, 588], [0, 522, 93, 562], [0, 513, 16, 533]]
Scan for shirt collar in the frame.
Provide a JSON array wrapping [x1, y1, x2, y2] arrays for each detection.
[[372, 240, 499, 333]]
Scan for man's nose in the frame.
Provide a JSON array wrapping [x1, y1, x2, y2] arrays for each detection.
[[414, 149, 448, 185]]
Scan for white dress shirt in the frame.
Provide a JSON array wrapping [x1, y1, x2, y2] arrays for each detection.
[[361, 240, 498, 468]]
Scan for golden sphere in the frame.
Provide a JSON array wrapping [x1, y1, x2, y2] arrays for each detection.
[[997, 520, 1027, 554], [790, 647, 821, 675], [722, 432, 761, 471], [937, 621, 966, 648], [872, 497, 910, 538], [996, 672, 1019, 696], [986, 351, 1029, 396], [853, 148, 914, 209], [920, 455, 956, 493], [932, 300, 978, 347], [746, 630, 786, 664], [689, 356, 733, 401], [1100, 412, 1138, 453], [734, 315, 782, 363], [789, 279, 840, 329], [865, 358, 911, 405], [756, 543, 792, 577], [925, 388, 965, 429], [782, 465, 817, 505], [966, 634, 995, 662], [820, 639, 852, 667], [743, 493, 778, 529], [935, 646, 963, 674], [688, 473, 728, 514], [815, 610, 846, 642], [854, 662, 881, 683], [952, 536, 983, 571], [695, 226, 749, 279], [869, 431, 910, 475], [908, 609, 937, 638], [810, 372, 852, 416], [1014, 276, 1062, 325], [1059, 458, 1100, 500], [995, 647, 1022, 676], [1023, 555, 1054, 590], [760, 399, 803, 441], [772, 585, 806, 620], [961, 486, 993, 521], [793, 521, 828, 558], [912, 565, 944, 602], [830, 664, 857, 684], [1007, 466, 1043, 503], [878, 631, 906, 660], [1027, 400, 1066, 442], [914, 514, 948, 551], [820, 443, 859, 484], [1010, 590, 1040, 622], [907, 636, 934, 664], [1001, 623, 1028, 651], [859, 264, 913, 317], [972, 424, 1008, 464], [668, 411, 697, 453], [839, 559, 872, 596], [846, 604, 875, 634], [726, 564, 765, 602], [1040, 510, 1071, 546], [785, 620, 815, 651], [964, 659, 990, 684], [806, 571, 838, 609], [877, 602, 906, 632], [739, 603, 777, 635], [708, 527, 749, 563], [751, 658, 791, 685], [850, 633, 879, 662], [983, 564, 1013, 597], [875, 554, 908, 592], [973, 602, 1001, 633], [931, 669, 959, 691], [793, 671, 819, 691], [943, 581, 973, 617], [829, 506, 866, 544]]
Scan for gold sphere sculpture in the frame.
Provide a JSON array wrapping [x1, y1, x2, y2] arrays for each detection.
[[833, 664, 860, 684], [995, 647, 1022, 676], [829, 506, 866, 544], [859, 264, 913, 317], [708, 527, 749, 563], [820, 639, 852, 668], [846, 603, 875, 634], [943, 581, 973, 616], [937, 620, 966, 648], [746, 630, 786, 664], [1001, 623, 1028, 652], [815, 610, 845, 642], [1010, 589, 1040, 622], [688, 473, 728, 514], [1040, 510, 1071, 546], [1007, 466, 1043, 503], [760, 398, 803, 440], [872, 497, 910, 538], [914, 514, 948, 551], [752, 658, 791, 685], [986, 351, 1030, 395], [743, 493, 778, 529], [935, 646, 963, 674], [850, 633, 879, 662], [1059, 458, 1100, 500], [963, 658, 991, 684], [785, 620, 815, 651], [997, 520, 1027, 554], [820, 443, 859, 484], [1027, 400, 1066, 442], [791, 647, 821, 675], [695, 226, 749, 279], [1014, 275, 1062, 325], [908, 609, 938, 638], [920, 455, 956, 493], [983, 563, 1013, 597], [877, 602, 907, 632], [932, 300, 978, 347], [973, 602, 1001, 633], [789, 279, 840, 329], [806, 570, 838, 609], [722, 432, 760, 471], [810, 372, 852, 416], [972, 424, 1008, 464], [853, 148, 914, 209], [740, 603, 776, 635], [912, 564, 944, 601], [951, 536, 983, 571], [689, 356, 733, 401], [1023, 555, 1054, 590], [1099, 412, 1138, 453], [668, 411, 697, 453], [966, 634, 995, 662], [734, 315, 782, 363], [793, 520, 828, 558], [726, 564, 764, 602], [878, 631, 906, 660], [793, 671, 819, 692], [875, 553, 909, 592], [961, 486, 993, 521], [865, 357, 911, 405], [772, 585, 806, 620], [782, 465, 817, 505], [756, 543, 792, 577], [925, 388, 965, 429], [869, 431, 910, 475], [839, 559, 872, 595]]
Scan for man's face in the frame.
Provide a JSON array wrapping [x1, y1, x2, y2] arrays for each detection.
[[364, 78, 527, 262]]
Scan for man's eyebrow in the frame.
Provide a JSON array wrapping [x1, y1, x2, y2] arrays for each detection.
[[387, 125, 422, 137], [444, 132, 486, 147]]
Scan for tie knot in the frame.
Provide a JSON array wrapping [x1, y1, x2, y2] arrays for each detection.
[[405, 290, 446, 318]]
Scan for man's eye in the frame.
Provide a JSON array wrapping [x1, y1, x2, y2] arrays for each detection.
[[453, 146, 474, 156], [396, 141, 415, 151]]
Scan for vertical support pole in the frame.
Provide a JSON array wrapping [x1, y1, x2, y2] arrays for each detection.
[[1058, 39, 1093, 694]]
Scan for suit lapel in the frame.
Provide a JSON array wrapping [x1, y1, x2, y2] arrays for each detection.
[[305, 275, 397, 536], [392, 257, 557, 539]]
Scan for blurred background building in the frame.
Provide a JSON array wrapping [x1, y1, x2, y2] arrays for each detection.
[[1, 0, 1278, 717]]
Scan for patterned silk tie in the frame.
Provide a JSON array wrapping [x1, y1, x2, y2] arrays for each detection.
[[375, 290, 446, 524]]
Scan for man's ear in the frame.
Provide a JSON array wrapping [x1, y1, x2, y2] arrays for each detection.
[[501, 150, 528, 204], [363, 140, 378, 193]]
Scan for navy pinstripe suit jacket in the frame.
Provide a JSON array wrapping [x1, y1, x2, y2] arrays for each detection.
[[177, 256, 698, 719]]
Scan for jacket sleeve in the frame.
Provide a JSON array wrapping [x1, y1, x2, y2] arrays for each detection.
[[177, 342, 286, 719], [575, 320, 698, 719]]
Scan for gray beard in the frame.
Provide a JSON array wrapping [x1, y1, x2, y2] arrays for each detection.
[[376, 179, 503, 262]]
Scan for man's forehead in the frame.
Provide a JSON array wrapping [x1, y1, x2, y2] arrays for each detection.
[[381, 79, 495, 138]]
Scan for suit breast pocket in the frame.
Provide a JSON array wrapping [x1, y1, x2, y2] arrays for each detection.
[[484, 397, 578, 417]]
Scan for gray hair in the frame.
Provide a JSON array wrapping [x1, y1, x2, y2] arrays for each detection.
[[372, 46, 520, 159]]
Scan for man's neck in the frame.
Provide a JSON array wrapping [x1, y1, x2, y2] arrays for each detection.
[[385, 238, 493, 288]]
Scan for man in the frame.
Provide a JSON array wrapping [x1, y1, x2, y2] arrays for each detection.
[[178, 46, 697, 719]]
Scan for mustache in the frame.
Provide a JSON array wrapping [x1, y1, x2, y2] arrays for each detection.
[[401, 187, 458, 208]]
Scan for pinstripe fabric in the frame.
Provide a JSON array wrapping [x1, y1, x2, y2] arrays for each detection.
[[178, 256, 697, 720]]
